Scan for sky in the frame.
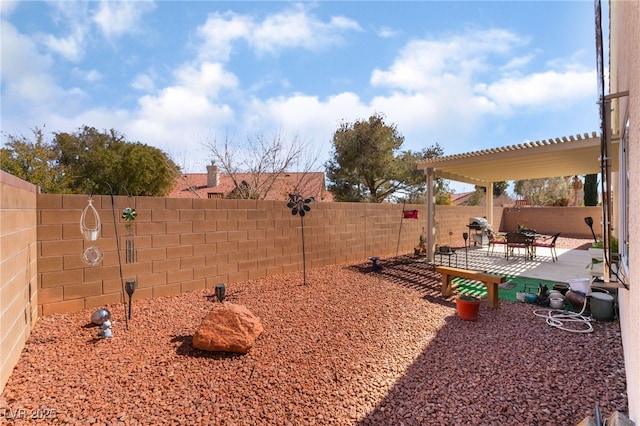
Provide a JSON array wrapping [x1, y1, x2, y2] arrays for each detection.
[[1, 1, 603, 193]]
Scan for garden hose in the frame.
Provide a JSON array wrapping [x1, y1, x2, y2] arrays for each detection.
[[532, 296, 594, 333]]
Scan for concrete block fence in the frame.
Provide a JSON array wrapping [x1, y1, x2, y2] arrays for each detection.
[[35, 194, 435, 317], [1, 171, 38, 394], [1, 168, 601, 393]]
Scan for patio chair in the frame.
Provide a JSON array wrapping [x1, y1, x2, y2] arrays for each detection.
[[532, 232, 561, 262], [505, 232, 534, 260], [486, 230, 507, 257]]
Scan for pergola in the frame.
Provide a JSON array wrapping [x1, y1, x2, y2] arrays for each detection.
[[416, 131, 619, 263]]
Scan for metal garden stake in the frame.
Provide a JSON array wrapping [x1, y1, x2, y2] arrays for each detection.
[[125, 280, 136, 319], [287, 194, 314, 285]]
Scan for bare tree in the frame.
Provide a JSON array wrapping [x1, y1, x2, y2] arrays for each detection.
[[203, 131, 321, 200]]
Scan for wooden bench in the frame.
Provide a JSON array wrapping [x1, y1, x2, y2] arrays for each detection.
[[436, 266, 507, 308]]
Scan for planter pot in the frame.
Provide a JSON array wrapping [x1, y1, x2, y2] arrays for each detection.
[[456, 296, 481, 321]]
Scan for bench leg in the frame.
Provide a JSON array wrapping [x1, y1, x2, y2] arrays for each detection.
[[486, 283, 499, 308], [441, 275, 454, 297]]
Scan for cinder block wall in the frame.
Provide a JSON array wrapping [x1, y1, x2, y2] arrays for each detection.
[[36, 194, 431, 316], [0, 171, 38, 394], [501, 206, 603, 238], [36, 195, 602, 317], [433, 205, 504, 245]]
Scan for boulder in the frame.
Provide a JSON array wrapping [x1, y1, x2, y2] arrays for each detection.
[[193, 303, 264, 354]]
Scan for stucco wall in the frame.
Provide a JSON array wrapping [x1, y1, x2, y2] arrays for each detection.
[[0, 171, 38, 394], [610, 0, 640, 421]]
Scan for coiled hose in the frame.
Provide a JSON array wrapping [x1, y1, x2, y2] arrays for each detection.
[[532, 296, 594, 333]]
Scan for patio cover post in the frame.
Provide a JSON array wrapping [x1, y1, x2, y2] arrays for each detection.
[[486, 183, 494, 229], [426, 167, 435, 263]]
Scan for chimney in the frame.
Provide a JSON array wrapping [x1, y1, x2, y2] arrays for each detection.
[[206, 162, 220, 187]]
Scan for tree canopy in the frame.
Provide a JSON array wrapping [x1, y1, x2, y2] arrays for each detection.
[[325, 113, 446, 203], [584, 174, 598, 206], [1, 128, 71, 193], [1, 126, 179, 196], [513, 177, 572, 206]]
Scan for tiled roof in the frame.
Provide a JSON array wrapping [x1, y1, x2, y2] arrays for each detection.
[[168, 171, 332, 201]]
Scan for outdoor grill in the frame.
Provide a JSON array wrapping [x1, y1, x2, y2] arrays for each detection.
[[467, 217, 490, 246]]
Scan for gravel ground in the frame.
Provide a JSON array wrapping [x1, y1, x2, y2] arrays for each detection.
[[1, 237, 627, 425]]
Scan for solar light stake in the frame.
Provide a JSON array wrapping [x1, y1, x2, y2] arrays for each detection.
[[463, 232, 469, 268], [584, 216, 598, 243], [215, 283, 226, 303], [125, 280, 136, 319]]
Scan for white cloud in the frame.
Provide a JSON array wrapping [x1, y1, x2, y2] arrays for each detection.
[[475, 69, 596, 110], [0, 20, 62, 104], [376, 26, 400, 39], [502, 54, 535, 70], [131, 73, 156, 92], [239, 91, 369, 164], [251, 5, 361, 54], [197, 4, 361, 61], [197, 11, 252, 62], [93, 0, 156, 40], [0, 0, 18, 16], [370, 29, 526, 92], [72, 67, 102, 83], [41, 27, 87, 62], [174, 62, 239, 97]]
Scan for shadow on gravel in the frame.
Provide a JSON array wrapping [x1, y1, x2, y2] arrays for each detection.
[[171, 334, 245, 360], [348, 255, 455, 308], [353, 303, 626, 425]]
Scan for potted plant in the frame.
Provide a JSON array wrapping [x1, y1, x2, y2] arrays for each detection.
[[588, 237, 619, 275], [455, 294, 481, 321], [414, 228, 427, 256]]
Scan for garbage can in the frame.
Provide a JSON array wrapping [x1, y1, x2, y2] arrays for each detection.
[[590, 292, 615, 321]]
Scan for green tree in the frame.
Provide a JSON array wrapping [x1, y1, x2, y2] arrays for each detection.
[[326, 113, 445, 203], [2, 126, 179, 195], [467, 181, 509, 205], [0, 128, 71, 193], [584, 174, 598, 206], [513, 177, 571, 206]]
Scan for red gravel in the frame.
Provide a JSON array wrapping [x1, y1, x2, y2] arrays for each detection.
[[1, 249, 626, 425]]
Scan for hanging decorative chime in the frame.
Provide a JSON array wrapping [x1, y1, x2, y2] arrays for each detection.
[[80, 195, 103, 266]]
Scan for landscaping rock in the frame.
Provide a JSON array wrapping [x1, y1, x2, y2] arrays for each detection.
[[193, 302, 263, 354]]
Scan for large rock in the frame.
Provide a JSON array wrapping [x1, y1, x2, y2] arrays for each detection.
[[193, 303, 264, 354]]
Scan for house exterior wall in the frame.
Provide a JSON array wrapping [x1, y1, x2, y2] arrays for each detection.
[[0, 171, 38, 394], [610, 1, 640, 421]]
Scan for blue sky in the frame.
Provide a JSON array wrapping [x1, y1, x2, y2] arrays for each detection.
[[1, 1, 601, 193]]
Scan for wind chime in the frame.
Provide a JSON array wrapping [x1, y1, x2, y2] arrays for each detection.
[[121, 197, 137, 319], [80, 194, 104, 266]]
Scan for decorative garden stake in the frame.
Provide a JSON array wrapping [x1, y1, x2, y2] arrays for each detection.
[[463, 232, 469, 269], [215, 283, 226, 303], [80, 195, 101, 241], [91, 308, 111, 325], [125, 280, 136, 319], [98, 319, 113, 339], [287, 194, 314, 285], [122, 206, 136, 264]]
